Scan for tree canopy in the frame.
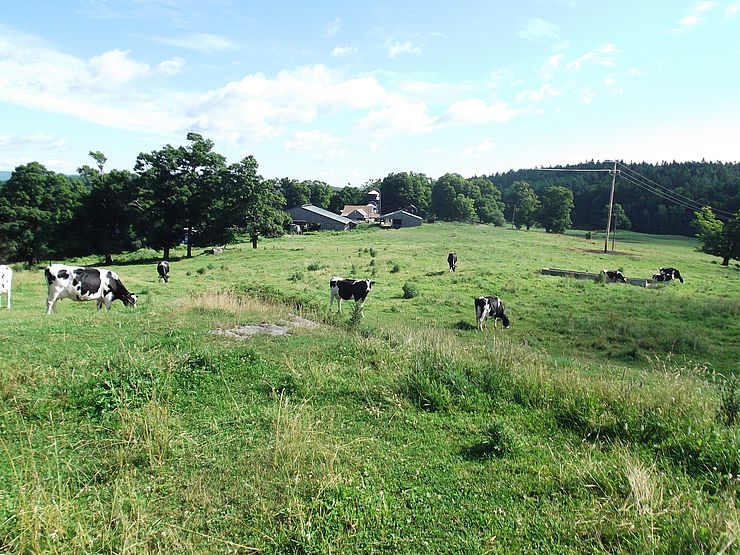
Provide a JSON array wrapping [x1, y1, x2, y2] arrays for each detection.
[[693, 207, 740, 266]]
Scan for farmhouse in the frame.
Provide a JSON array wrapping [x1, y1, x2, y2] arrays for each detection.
[[287, 204, 355, 231], [341, 204, 378, 223], [379, 209, 423, 229]]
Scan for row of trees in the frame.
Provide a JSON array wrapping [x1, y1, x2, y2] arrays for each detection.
[[1, 137, 738, 266], [0, 134, 289, 265]]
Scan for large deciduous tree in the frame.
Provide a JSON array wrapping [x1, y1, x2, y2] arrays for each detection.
[[77, 151, 139, 264], [509, 180, 540, 230], [379, 172, 432, 215], [279, 178, 310, 208], [539, 186, 574, 233], [693, 207, 740, 266], [0, 162, 84, 265], [135, 133, 225, 259]]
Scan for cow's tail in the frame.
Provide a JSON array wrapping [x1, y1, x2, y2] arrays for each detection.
[[44, 267, 54, 285]]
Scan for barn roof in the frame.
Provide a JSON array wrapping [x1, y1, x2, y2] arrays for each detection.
[[290, 204, 353, 224], [341, 204, 375, 217], [379, 210, 423, 221]]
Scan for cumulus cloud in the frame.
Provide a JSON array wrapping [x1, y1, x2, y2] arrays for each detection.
[[153, 33, 238, 52], [357, 100, 433, 137], [437, 99, 517, 125], [386, 40, 422, 58], [332, 46, 357, 57], [284, 129, 339, 152]]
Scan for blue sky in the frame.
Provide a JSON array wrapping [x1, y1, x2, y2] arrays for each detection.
[[1, 1, 739, 186]]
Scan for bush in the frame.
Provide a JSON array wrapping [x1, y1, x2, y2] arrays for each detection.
[[390, 263, 400, 274], [289, 271, 303, 282], [307, 262, 321, 271], [402, 282, 419, 299], [369, 247, 377, 257]]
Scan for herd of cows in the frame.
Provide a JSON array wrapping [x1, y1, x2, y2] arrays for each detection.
[[0, 257, 684, 332]]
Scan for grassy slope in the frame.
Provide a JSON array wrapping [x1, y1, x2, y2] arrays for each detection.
[[1, 224, 738, 553]]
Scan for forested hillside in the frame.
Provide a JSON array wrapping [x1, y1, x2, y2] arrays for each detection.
[[488, 161, 740, 236]]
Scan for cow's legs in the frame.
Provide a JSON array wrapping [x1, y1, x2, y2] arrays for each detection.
[[46, 294, 59, 315]]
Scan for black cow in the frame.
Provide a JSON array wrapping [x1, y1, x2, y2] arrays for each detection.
[[329, 277, 374, 313], [447, 252, 457, 272], [659, 267, 684, 283], [45, 264, 137, 314], [157, 260, 170, 283], [601, 269, 627, 283], [475, 296, 510, 331]]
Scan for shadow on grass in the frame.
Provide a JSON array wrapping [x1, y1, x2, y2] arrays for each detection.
[[112, 255, 189, 267], [454, 320, 477, 331], [460, 442, 503, 461], [425, 270, 447, 277]]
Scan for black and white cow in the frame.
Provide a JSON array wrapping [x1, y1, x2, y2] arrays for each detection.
[[329, 277, 374, 313], [157, 260, 170, 283], [600, 269, 627, 283], [659, 267, 684, 283], [0, 265, 12, 309], [475, 296, 510, 331], [447, 252, 458, 272], [45, 264, 137, 314]]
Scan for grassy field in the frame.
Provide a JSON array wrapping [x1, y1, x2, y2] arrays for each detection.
[[1, 223, 738, 553]]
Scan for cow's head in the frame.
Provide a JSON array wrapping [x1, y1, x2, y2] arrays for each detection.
[[500, 312, 511, 328], [125, 293, 138, 307]]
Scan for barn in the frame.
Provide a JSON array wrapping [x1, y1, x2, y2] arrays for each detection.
[[341, 204, 377, 223], [287, 204, 355, 231], [379, 210, 423, 229]]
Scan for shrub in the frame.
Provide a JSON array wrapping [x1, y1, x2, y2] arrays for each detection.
[[390, 263, 401, 274], [369, 247, 377, 257], [402, 281, 419, 299], [289, 271, 303, 282], [196, 267, 206, 275], [307, 262, 321, 271], [207, 263, 214, 270]]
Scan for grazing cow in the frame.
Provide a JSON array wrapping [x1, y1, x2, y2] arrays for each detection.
[[0, 265, 12, 309], [659, 267, 684, 283], [475, 296, 510, 331], [45, 264, 137, 314], [600, 269, 627, 283], [447, 252, 458, 272], [157, 260, 170, 283], [329, 277, 374, 313]]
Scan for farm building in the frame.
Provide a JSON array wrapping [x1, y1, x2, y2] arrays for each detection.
[[341, 204, 378, 222], [287, 204, 355, 231], [379, 210, 423, 229]]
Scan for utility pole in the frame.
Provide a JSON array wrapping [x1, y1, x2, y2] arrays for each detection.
[[604, 160, 618, 254]]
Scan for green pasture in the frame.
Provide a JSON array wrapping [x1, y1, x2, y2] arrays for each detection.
[[1, 223, 738, 553]]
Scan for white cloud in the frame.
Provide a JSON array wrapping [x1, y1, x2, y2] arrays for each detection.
[[437, 99, 517, 125], [517, 84, 560, 103], [566, 44, 619, 70], [76, 49, 152, 91], [325, 18, 341, 37], [386, 40, 422, 58], [539, 54, 564, 80], [357, 101, 433, 137], [284, 130, 339, 152], [153, 33, 238, 52], [581, 89, 594, 104], [671, 1, 718, 31], [332, 46, 357, 57], [517, 17, 569, 49], [0, 133, 67, 151], [726, 1, 740, 19]]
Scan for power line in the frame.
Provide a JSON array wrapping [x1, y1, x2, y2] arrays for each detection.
[[617, 162, 735, 217], [535, 168, 613, 172], [618, 172, 731, 221]]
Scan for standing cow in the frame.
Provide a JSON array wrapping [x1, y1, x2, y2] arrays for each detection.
[[658, 267, 684, 283], [329, 277, 374, 313], [447, 252, 458, 272], [45, 264, 137, 314], [0, 265, 12, 309], [475, 296, 510, 331], [157, 260, 170, 283]]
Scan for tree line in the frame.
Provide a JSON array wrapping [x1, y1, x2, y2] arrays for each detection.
[[1, 137, 739, 266]]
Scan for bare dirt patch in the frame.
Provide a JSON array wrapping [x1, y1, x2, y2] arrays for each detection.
[[210, 314, 319, 340]]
